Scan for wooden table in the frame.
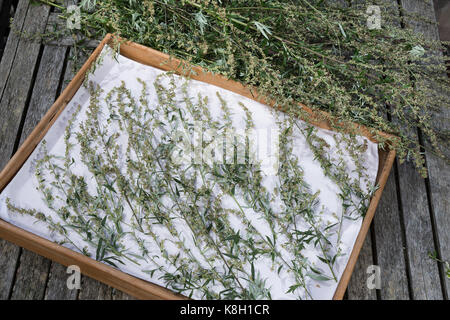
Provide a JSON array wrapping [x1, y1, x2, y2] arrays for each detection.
[[0, 0, 448, 300]]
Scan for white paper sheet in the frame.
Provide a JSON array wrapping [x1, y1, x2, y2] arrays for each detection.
[[0, 46, 379, 299]]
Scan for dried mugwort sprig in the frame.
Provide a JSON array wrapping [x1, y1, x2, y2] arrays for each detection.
[[6, 74, 375, 299]]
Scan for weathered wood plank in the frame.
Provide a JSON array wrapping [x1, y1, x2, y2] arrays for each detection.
[[373, 168, 410, 299], [344, 0, 380, 300], [0, 0, 49, 301], [372, 0, 412, 301], [9, 44, 68, 300], [0, 238, 19, 299], [376, 0, 444, 300], [44, 263, 79, 300], [9, 250, 50, 299], [400, 0, 450, 299], [396, 155, 443, 299], [18, 45, 67, 147], [0, 0, 50, 170], [350, 0, 442, 300], [45, 13, 100, 48], [1, 0, 446, 301], [78, 276, 113, 300], [112, 289, 136, 300], [0, 0, 25, 299], [347, 235, 377, 299], [0, 0, 29, 99], [0, 0, 10, 59]]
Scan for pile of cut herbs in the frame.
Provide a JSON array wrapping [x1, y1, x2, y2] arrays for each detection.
[[31, 0, 450, 177], [6, 68, 376, 299]]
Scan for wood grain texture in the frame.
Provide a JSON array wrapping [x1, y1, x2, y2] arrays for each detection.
[[0, 0, 49, 301], [400, 0, 450, 299], [372, 168, 410, 299], [78, 276, 113, 300], [18, 45, 67, 147], [45, 13, 99, 48], [346, 235, 377, 300], [9, 250, 50, 299], [112, 288, 136, 300], [0, 238, 20, 299], [0, 0, 29, 101], [0, 0, 27, 300], [0, 1, 50, 170], [377, 0, 444, 300], [44, 263, 78, 300], [9, 44, 68, 300], [395, 138, 442, 299]]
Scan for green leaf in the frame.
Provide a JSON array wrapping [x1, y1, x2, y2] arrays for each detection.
[[306, 272, 332, 281], [253, 21, 272, 40], [103, 183, 116, 193], [195, 10, 208, 35], [96, 238, 103, 260]]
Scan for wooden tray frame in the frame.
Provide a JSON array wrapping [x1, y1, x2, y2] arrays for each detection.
[[0, 34, 396, 300]]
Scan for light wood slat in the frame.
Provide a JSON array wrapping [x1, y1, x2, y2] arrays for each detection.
[[400, 0, 450, 299], [9, 44, 67, 300]]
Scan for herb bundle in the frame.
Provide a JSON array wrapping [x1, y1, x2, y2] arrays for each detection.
[[5, 69, 376, 299], [34, 0, 450, 177]]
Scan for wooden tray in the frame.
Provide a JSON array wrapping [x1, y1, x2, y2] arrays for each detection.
[[0, 34, 396, 300]]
